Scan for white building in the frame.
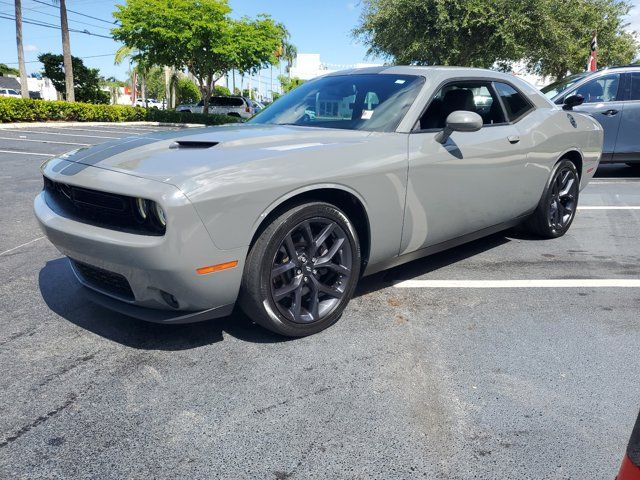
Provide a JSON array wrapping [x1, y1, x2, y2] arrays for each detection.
[[289, 53, 382, 80]]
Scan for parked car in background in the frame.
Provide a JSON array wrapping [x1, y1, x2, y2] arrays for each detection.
[[134, 98, 164, 109], [35, 67, 602, 337], [252, 100, 266, 113], [542, 66, 640, 166], [176, 96, 254, 118], [0, 88, 21, 98]]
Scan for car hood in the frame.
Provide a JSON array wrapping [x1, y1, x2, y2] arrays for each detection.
[[56, 123, 373, 187]]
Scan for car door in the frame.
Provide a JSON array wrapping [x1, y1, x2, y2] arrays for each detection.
[[401, 80, 531, 254], [613, 71, 640, 162], [565, 73, 624, 161]]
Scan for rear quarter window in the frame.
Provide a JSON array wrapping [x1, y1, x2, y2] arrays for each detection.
[[494, 82, 533, 121]]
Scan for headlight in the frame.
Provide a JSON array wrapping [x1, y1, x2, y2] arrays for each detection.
[[135, 198, 148, 220], [154, 203, 166, 227]]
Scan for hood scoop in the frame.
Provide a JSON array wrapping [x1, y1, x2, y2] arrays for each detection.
[[170, 140, 219, 149]]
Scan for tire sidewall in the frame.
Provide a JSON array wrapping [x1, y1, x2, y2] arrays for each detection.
[[255, 202, 361, 337]]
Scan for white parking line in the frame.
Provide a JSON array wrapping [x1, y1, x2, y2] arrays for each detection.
[[0, 136, 90, 146], [578, 206, 640, 210], [395, 279, 640, 288], [54, 127, 145, 135], [4, 130, 121, 139], [0, 150, 55, 156], [590, 181, 640, 184], [0, 236, 45, 257]]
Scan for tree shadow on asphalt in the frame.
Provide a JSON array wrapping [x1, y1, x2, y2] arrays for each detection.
[[39, 231, 516, 351]]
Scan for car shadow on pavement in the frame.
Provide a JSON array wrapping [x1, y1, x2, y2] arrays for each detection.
[[594, 164, 640, 179], [40, 231, 522, 349], [38, 258, 287, 351], [355, 232, 512, 296]]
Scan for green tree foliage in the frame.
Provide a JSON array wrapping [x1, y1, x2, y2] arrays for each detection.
[[214, 85, 231, 96], [278, 75, 305, 93], [113, 0, 285, 113], [145, 66, 167, 100], [175, 77, 201, 104], [523, 0, 638, 78], [0, 63, 20, 76], [38, 53, 109, 103], [355, 0, 639, 78]]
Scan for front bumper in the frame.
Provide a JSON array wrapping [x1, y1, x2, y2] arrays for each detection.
[[34, 159, 247, 323]]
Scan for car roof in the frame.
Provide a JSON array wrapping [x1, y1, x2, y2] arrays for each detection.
[[324, 65, 552, 110], [325, 65, 512, 78]]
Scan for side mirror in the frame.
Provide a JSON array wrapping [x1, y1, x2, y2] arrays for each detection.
[[563, 94, 584, 111], [435, 110, 483, 144]]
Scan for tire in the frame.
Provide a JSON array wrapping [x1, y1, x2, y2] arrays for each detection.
[[524, 159, 580, 238], [239, 202, 361, 337]]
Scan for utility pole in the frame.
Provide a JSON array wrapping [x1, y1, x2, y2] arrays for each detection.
[[58, 0, 75, 101], [14, 0, 29, 98]]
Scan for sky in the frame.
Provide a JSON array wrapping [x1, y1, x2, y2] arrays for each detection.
[[1, 0, 640, 80], [0, 0, 378, 79]]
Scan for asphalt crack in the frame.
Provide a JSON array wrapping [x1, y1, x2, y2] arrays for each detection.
[[0, 394, 77, 448]]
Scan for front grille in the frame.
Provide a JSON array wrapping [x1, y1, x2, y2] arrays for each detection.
[[43, 176, 165, 236], [71, 259, 134, 300]]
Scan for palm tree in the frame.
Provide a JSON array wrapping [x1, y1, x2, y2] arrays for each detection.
[[282, 41, 297, 74], [14, 0, 29, 98], [114, 45, 149, 106], [52, 0, 74, 101]]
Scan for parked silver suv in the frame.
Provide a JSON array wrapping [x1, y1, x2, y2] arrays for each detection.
[[176, 96, 255, 119], [542, 66, 640, 165]]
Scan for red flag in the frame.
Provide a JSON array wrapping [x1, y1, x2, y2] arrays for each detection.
[[587, 31, 598, 72]]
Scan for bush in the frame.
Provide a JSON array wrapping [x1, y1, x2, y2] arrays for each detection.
[[0, 97, 240, 125]]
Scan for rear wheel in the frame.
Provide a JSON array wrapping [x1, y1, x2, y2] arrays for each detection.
[[524, 159, 579, 238], [239, 202, 361, 337]]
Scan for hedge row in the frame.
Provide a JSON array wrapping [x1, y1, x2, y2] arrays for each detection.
[[0, 97, 239, 126]]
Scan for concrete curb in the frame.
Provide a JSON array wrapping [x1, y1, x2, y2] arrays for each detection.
[[0, 121, 205, 130]]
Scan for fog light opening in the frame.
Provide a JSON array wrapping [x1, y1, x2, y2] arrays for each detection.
[[160, 290, 180, 309]]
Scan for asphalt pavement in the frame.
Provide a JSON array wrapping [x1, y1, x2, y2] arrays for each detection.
[[1, 124, 639, 479]]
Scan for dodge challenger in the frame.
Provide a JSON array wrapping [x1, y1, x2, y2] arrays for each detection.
[[34, 66, 604, 336]]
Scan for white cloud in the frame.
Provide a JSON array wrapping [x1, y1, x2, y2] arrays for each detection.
[[24, 45, 38, 53], [346, 2, 356, 11]]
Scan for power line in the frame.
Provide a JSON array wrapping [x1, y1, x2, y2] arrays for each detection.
[[30, 0, 117, 25], [1, 52, 118, 65], [0, 12, 113, 39], [0, 0, 111, 30]]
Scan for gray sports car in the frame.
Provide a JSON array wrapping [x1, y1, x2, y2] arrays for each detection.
[[34, 66, 603, 337]]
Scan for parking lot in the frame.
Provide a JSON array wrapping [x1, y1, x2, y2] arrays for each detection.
[[1, 123, 639, 479]]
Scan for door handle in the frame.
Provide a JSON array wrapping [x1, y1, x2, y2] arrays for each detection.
[[508, 135, 520, 144], [599, 109, 619, 117]]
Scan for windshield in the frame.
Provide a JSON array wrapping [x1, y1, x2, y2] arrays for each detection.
[[250, 74, 425, 132], [541, 73, 590, 100]]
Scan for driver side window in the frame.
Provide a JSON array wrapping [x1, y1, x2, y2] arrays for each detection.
[[571, 74, 621, 104], [419, 81, 505, 130]]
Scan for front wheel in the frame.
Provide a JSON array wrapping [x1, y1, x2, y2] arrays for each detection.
[[239, 202, 361, 337], [524, 159, 579, 238]]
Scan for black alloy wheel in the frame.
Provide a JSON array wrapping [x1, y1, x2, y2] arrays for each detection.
[[240, 202, 361, 337], [547, 165, 578, 231], [270, 218, 352, 323], [524, 159, 580, 238]]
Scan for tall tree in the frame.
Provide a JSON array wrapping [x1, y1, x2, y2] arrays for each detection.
[[39, 53, 109, 103], [14, 0, 29, 98], [113, 0, 285, 113], [52, 0, 75, 101], [354, 0, 639, 78]]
